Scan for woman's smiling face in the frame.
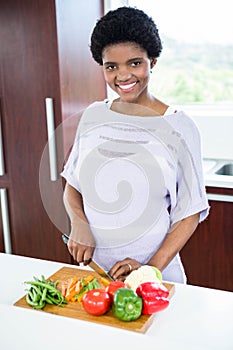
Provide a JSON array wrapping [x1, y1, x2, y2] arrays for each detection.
[[102, 42, 155, 104]]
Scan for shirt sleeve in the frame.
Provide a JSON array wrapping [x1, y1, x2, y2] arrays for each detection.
[[169, 114, 210, 226]]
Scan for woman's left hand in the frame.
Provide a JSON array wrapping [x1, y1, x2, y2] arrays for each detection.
[[109, 258, 142, 281]]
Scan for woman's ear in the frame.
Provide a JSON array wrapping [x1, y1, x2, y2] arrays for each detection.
[[150, 58, 157, 69]]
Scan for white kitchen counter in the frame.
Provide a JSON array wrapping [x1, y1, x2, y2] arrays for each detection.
[[203, 159, 233, 189], [205, 173, 233, 189], [0, 253, 232, 350]]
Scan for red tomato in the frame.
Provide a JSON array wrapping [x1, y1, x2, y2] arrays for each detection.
[[82, 289, 110, 316], [105, 280, 126, 303]]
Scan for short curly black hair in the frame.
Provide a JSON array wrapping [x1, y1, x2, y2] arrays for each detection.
[[90, 6, 163, 65]]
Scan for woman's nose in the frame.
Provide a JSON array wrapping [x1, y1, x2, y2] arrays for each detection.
[[116, 67, 131, 81]]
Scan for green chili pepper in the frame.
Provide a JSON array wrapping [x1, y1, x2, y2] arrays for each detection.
[[112, 288, 142, 322]]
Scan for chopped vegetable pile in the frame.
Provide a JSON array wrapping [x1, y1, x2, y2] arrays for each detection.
[[61, 275, 101, 302]]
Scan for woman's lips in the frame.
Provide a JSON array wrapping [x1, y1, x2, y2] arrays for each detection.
[[117, 82, 137, 92]]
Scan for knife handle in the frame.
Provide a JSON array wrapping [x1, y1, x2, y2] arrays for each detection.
[[62, 234, 69, 244]]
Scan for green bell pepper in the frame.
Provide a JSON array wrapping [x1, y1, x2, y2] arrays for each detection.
[[112, 288, 142, 322]]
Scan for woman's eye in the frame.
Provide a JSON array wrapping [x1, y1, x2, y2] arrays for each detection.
[[105, 65, 116, 71], [131, 61, 141, 67]]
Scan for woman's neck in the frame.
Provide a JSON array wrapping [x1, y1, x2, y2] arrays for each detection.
[[112, 95, 169, 117]]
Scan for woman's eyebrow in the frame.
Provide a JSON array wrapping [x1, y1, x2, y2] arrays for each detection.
[[103, 61, 116, 66], [103, 57, 143, 66], [127, 57, 143, 63]]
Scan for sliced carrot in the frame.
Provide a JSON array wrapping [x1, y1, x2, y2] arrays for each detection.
[[63, 275, 98, 303], [75, 280, 82, 293], [65, 289, 77, 302], [65, 286, 72, 297], [67, 277, 78, 290], [83, 275, 94, 284], [101, 277, 111, 286]]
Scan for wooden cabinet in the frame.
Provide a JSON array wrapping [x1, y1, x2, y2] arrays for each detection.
[[0, 0, 106, 261], [180, 186, 233, 292]]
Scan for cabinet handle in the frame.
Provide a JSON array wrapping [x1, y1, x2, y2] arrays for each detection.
[[0, 104, 5, 176], [207, 193, 233, 203], [45, 98, 58, 181], [0, 188, 12, 254]]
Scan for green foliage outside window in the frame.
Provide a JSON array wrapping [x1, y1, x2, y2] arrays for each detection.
[[150, 37, 233, 104]]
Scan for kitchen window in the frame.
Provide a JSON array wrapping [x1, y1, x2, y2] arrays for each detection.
[[104, 0, 233, 161], [105, 0, 233, 106]]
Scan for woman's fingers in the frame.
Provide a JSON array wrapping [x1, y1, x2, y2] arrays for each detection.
[[68, 239, 94, 264], [83, 246, 95, 265], [67, 222, 96, 264], [109, 258, 142, 280]]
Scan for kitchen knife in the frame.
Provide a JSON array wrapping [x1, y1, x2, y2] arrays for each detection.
[[62, 234, 113, 281], [88, 260, 114, 281]]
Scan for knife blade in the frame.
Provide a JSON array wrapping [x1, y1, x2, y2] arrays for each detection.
[[62, 234, 113, 281], [88, 260, 113, 281]]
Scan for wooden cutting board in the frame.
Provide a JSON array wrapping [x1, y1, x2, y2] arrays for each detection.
[[14, 266, 175, 333]]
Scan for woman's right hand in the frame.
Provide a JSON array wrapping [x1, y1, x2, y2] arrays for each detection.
[[67, 218, 96, 265], [63, 183, 95, 265]]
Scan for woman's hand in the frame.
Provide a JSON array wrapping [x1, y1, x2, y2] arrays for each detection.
[[63, 183, 95, 265], [68, 219, 96, 265], [109, 258, 142, 281]]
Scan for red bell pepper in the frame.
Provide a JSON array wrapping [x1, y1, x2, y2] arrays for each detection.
[[136, 282, 170, 315]]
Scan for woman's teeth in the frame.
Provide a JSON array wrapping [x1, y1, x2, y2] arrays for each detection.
[[118, 82, 137, 90]]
